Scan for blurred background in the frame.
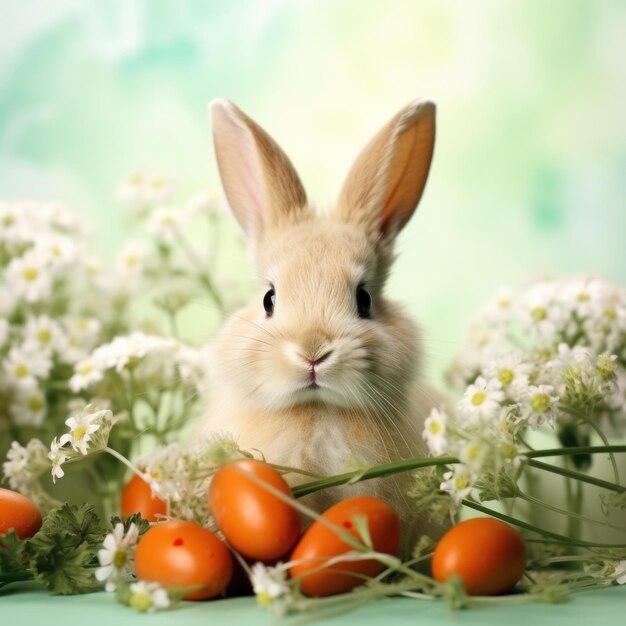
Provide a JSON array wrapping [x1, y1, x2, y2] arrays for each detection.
[[1, 0, 625, 384]]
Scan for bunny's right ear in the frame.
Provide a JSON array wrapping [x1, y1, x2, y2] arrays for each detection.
[[210, 99, 309, 244], [334, 100, 436, 244]]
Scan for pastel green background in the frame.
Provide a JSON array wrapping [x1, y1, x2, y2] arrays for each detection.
[[1, 0, 626, 382]]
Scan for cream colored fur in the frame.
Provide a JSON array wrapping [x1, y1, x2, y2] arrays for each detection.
[[198, 99, 447, 548]]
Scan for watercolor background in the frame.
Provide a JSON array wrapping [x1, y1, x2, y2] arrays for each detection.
[[1, 0, 625, 383]]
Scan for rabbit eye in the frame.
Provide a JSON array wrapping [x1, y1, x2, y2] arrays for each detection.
[[356, 284, 371, 319], [263, 288, 276, 317]]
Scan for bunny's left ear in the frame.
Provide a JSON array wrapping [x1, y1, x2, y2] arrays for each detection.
[[334, 99, 435, 241], [210, 99, 309, 245]]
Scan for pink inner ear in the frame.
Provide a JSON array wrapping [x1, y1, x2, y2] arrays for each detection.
[[212, 102, 269, 236]]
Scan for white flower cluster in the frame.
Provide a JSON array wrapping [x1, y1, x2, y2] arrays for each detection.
[[0, 202, 109, 427], [0, 179, 240, 525], [70, 331, 210, 393], [0, 201, 95, 306], [433, 276, 626, 504], [447, 277, 626, 389]]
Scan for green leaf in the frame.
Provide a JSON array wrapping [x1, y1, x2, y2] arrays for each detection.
[[37, 502, 106, 551], [26, 534, 98, 595], [109, 512, 150, 537], [24, 502, 106, 595], [0, 530, 32, 587]]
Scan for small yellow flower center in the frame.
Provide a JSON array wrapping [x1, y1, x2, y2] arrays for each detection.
[[427, 420, 442, 435], [112, 549, 127, 569], [497, 368, 514, 387], [3, 214, 15, 226], [531, 307, 547, 321], [79, 363, 93, 376], [531, 393, 550, 412], [256, 592, 272, 607], [28, 395, 44, 411], [471, 391, 487, 406], [23, 267, 39, 282], [604, 307, 617, 320], [464, 443, 481, 462], [454, 475, 469, 491], [576, 292, 590, 302], [129, 172, 143, 184], [129, 592, 152, 612], [15, 363, 30, 378], [596, 354, 615, 381], [125, 254, 138, 267], [37, 329, 52, 344], [152, 176, 165, 188], [73, 424, 87, 440], [500, 442, 518, 460]]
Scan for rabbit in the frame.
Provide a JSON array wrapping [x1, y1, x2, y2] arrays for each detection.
[[198, 98, 448, 552]]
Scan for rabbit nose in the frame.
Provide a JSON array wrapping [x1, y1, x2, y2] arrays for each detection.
[[301, 350, 333, 367]]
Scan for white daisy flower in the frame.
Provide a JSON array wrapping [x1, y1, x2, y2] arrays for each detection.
[[519, 280, 565, 342], [69, 357, 105, 392], [250, 562, 290, 608], [115, 240, 152, 279], [518, 384, 560, 429], [33, 233, 78, 268], [458, 439, 488, 472], [5, 250, 54, 303], [483, 353, 531, 397], [96, 522, 140, 592], [128, 580, 170, 612], [57, 316, 102, 364], [10, 387, 47, 427], [458, 376, 504, 423], [3, 345, 52, 388], [480, 287, 517, 325], [147, 206, 186, 243], [23, 315, 62, 354], [423, 407, 448, 456], [561, 277, 611, 319], [48, 437, 69, 483], [440, 466, 475, 505], [59, 408, 103, 455]]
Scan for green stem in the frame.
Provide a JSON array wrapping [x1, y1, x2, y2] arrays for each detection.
[[525, 445, 626, 459], [527, 459, 625, 493], [104, 446, 144, 480], [292, 456, 458, 498], [292, 447, 625, 499], [175, 231, 225, 312], [461, 500, 626, 548], [167, 309, 180, 339], [584, 419, 620, 485], [516, 491, 624, 533]]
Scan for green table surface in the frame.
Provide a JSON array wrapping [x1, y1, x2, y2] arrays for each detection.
[[2, 583, 624, 625]]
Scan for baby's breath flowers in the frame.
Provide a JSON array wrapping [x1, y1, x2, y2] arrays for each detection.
[[413, 275, 626, 540]]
